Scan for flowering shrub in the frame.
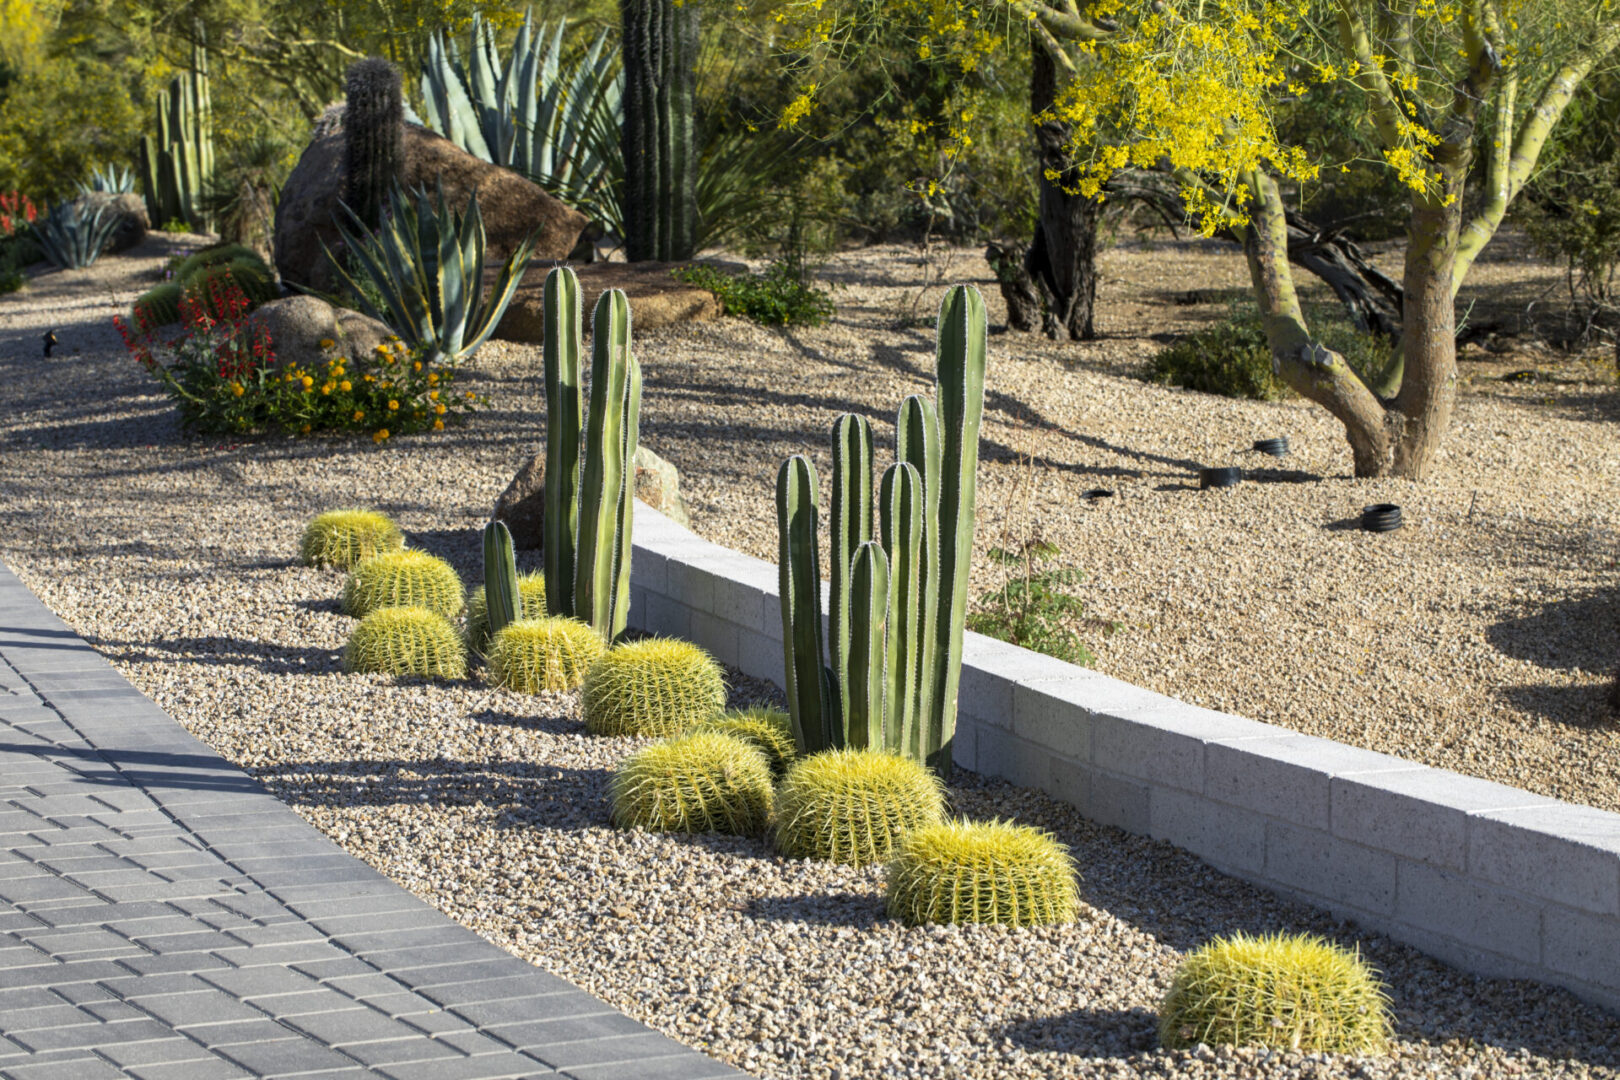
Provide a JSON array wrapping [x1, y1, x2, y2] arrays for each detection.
[[116, 272, 483, 441], [0, 192, 38, 237]]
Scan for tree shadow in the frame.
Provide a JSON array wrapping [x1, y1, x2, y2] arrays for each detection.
[[86, 635, 343, 677], [1487, 584, 1619, 677], [470, 707, 585, 739]]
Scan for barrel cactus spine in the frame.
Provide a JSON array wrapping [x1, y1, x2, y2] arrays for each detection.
[[775, 284, 987, 774], [343, 57, 405, 232]]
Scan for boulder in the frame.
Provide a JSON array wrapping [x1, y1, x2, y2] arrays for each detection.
[[245, 296, 394, 373], [273, 109, 587, 294], [494, 444, 691, 549], [492, 259, 745, 343], [73, 192, 147, 253]]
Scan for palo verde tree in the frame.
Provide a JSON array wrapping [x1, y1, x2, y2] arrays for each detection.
[[777, 0, 1620, 479]]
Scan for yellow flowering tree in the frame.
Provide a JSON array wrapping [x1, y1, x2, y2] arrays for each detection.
[[776, 0, 1620, 478]]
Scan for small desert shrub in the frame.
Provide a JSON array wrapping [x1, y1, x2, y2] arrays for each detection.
[[343, 550, 464, 619], [968, 540, 1101, 666], [774, 748, 946, 867], [118, 278, 482, 439], [486, 617, 604, 694], [675, 256, 835, 327], [466, 573, 548, 653], [693, 707, 797, 777], [300, 509, 404, 569], [1158, 931, 1393, 1054], [344, 606, 467, 679], [885, 818, 1080, 927], [609, 732, 775, 835], [1149, 304, 1397, 401], [582, 638, 727, 737]]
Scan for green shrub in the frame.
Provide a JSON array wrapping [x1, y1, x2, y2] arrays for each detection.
[[582, 638, 727, 738], [342, 549, 464, 619], [885, 818, 1080, 926], [675, 256, 836, 327], [774, 748, 946, 867], [968, 540, 1100, 666], [486, 616, 605, 694], [609, 731, 775, 835], [466, 573, 548, 654], [692, 707, 797, 776], [131, 282, 183, 327], [299, 509, 404, 570], [1149, 303, 1398, 401], [1159, 931, 1393, 1054], [174, 243, 262, 282], [187, 257, 278, 306], [343, 606, 467, 679]]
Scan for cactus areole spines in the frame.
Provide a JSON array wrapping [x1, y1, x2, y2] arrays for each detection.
[[482, 519, 521, 642], [775, 284, 987, 776], [620, 0, 698, 261], [574, 288, 639, 642], [343, 57, 406, 233], [777, 455, 832, 755], [542, 266, 585, 618]]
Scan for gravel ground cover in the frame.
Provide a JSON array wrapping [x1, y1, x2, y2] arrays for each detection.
[[0, 237, 1617, 1079]]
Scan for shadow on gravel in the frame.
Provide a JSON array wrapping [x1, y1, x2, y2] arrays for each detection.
[[1496, 682, 1615, 729], [743, 891, 887, 929], [90, 635, 342, 676], [257, 757, 613, 831], [1487, 583, 1620, 684], [997, 1005, 1159, 1056], [471, 707, 586, 739]]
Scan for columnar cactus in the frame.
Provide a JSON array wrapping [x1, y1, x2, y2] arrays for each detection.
[[620, 0, 698, 261], [138, 40, 215, 232], [482, 519, 521, 643], [343, 57, 405, 232], [541, 266, 641, 642], [776, 284, 987, 774]]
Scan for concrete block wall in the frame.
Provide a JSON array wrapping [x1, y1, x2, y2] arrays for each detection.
[[626, 503, 1620, 1012]]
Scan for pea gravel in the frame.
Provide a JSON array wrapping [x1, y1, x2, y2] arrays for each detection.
[[0, 236, 1617, 1080]]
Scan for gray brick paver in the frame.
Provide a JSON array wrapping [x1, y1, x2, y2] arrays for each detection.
[[0, 561, 734, 1080]]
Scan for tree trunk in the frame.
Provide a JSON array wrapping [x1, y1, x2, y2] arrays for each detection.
[[989, 42, 1102, 340], [1388, 192, 1463, 478], [620, 0, 698, 262]]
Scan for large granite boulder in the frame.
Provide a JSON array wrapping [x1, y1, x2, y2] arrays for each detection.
[[245, 296, 393, 372], [273, 107, 587, 294], [494, 443, 692, 549], [72, 192, 147, 253], [492, 259, 746, 343]]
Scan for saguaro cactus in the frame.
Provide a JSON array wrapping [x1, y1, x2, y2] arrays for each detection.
[[776, 284, 988, 775], [343, 57, 405, 232], [138, 40, 215, 232], [540, 266, 641, 642], [620, 0, 698, 261]]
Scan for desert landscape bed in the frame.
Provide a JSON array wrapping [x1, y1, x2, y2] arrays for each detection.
[[1, 235, 1618, 1079]]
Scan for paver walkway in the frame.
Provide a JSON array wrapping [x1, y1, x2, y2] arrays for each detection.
[[0, 561, 745, 1080]]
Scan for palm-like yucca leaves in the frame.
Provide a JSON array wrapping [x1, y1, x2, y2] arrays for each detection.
[[32, 202, 120, 269], [323, 183, 535, 364], [419, 10, 622, 203]]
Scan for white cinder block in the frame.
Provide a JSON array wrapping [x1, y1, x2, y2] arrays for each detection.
[[951, 719, 978, 773], [1263, 820, 1397, 916], [974, 730, 1053, 792], [640, 592, 691, 640], [1394, 860, 1544, 965], [629, 546, 669, 593], [1468, 805, 1620, 916], [1205, 735, 1417, 832], [710, 558, 778, 634], [1148, 787, 1266, 876], [737, 628, 783, 686], [689, 611, 740, 668], [1542, 906, 1620, 991], [1332, 769, 1551, 872], [1091, 700, 1271, 794], [1010, 686, 1091, 759], [1085, 769, 1151, 834]]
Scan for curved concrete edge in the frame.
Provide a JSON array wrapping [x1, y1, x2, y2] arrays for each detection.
[[626, 502, 1620, 1013], [0, 560, 747, 1080]]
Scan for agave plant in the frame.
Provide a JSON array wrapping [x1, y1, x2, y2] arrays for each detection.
[[78, 163, 136, 196], [322, 182, 534, 364], [31, 201, 120, 269], [419, 10, 621, 205]]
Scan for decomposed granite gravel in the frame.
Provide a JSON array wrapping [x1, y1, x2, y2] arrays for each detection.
[[0, 236, 1617, 1079]]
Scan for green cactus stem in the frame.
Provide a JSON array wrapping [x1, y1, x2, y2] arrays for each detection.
[[574, 288, 641, 642], [482, 519, 520, 643], [542, 266, 585, 618], [777, 454, 834, 755]]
